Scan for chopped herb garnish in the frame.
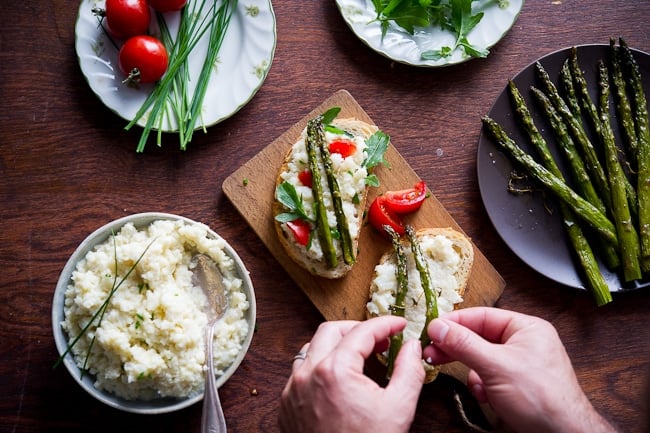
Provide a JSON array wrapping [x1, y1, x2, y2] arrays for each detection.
[[54, 234, 156, 377]]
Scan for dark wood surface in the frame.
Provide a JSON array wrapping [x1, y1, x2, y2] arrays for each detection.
[[2, 1, 649, 432]]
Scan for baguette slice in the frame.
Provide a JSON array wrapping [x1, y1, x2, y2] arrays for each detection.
[[274, 117, 378, 279], [366, 227, 474, 382]]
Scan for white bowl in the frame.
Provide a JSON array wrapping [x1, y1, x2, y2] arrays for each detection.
[[51, 212, 256, 414]]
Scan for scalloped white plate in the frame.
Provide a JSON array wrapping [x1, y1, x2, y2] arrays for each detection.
[[335, 0, 523, 67], [75, 0, 276, 131]]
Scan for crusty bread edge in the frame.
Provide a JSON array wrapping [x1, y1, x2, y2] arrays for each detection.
[[367, 227, 475, 383], [273, 118, 378, 279]]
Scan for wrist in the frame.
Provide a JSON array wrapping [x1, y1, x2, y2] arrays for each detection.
[[545, 395, 618, 433]]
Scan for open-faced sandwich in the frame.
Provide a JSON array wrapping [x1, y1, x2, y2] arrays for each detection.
[[366, 225, 474, 382], [274, 107, 389, 278]]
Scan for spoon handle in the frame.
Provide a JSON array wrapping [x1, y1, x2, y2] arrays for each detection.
[[202, 324, 227, 433]]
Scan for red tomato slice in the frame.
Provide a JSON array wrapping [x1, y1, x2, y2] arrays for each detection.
[[328, 139, 357, 158], [298, 170, 312, 188], [286, 219, 311, 246], [384, 181, 427, 214], [368, 195, 405, 236]]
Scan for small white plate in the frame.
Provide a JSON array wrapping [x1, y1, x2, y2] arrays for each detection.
[[335, 0, 523, 67], [75, 0, 276, 131]]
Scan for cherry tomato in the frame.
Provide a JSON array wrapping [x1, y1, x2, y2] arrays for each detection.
[[298, 170, 313, 188], [286, 219, 312, 246], [148, 0, 188, 12], [118, 35, 169, 84], [329, 139, 357, 158], [368, 195, 405, 236], [383, 180, 427, 214], [104, 0, 151, 40]]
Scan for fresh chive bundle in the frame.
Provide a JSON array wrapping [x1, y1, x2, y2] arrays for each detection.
[[125, 0, 238, 152]]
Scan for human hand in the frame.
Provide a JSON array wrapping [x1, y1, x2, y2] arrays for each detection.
[[279, 316, 426, 433], [422, 307, 618, 433]]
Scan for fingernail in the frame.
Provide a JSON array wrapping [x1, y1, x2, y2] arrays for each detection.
[[429, 319, 449, 344]]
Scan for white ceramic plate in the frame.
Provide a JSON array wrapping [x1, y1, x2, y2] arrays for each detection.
[[51, 213, 257, 414], [477, 44, 650, 292], [335, 0, 523, 67], [75, 0, 276, 131]]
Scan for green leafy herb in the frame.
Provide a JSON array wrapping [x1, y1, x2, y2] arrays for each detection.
[[372, 0, 498, 61], [275, 181, 314, 223], [321, 107, 341, 125], [363, 131, 391, 170]]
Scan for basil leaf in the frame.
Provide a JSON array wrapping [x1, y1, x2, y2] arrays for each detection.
[[321, 107, 341, 125]]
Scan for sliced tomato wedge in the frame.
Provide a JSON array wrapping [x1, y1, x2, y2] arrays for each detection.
[[368, 195, 405, 236], [286, 219, 311, 246], [384, 180, 427, 214], [328, 139, 357, 158], [298, 169, 313, 188]]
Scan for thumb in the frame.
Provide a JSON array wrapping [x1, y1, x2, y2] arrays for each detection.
[[386, 339, 425, 401], [427, 318, 502, 375]]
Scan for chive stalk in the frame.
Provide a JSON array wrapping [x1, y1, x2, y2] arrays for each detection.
[[125, 0, 237, 152]]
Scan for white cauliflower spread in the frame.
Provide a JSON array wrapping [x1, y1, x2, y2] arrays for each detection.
[[61, 219, 250, 401], [367, 234, 464, 341], [279, 128, 368, 260]]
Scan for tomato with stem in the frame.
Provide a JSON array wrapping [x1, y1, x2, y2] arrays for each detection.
[[103, 0, 151, 40], [118, 35, 169, 84]]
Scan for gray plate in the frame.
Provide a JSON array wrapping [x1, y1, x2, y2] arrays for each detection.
[[477, 43, 650, 292]]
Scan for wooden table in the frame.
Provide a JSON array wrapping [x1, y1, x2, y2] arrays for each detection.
[[2, 1, 649, 432]]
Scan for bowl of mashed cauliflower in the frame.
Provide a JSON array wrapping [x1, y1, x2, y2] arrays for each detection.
[[51, 213, 256, 414]]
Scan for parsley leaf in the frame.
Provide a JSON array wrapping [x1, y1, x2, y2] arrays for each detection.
[[363, 131, 390, 170], [275, 182, 314, 223]]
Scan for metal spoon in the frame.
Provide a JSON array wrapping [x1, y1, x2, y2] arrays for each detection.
[[191, 254, 228, 433]]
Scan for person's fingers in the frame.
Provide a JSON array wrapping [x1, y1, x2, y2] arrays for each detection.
[[466, 370, 487, 403], [430, 307, 534, 344], [386, 339, 425, 401], [422, 343, 453, 365], [427, 317, 506, 376], [332, 316, 408, 364], [304, 320, 360, 366], [291, 342, 310, 372]]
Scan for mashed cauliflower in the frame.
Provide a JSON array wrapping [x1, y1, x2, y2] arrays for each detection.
[[61, 219, 250, 401]]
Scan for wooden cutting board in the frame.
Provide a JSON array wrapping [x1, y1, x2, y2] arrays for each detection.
[[224, 89, 504, 319], [223, 89, 505, 385], [223, 90, 505, 320]]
